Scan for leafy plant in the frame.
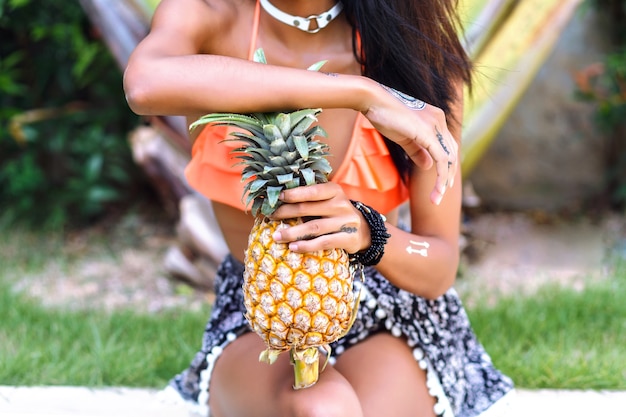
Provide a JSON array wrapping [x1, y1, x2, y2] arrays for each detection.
[[0, 0, 143, 229], [576, 0, 626, 207]]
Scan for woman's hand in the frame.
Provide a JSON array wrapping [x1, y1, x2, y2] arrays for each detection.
[[362, 83, 458, 206], [269, 183, 369, 254]]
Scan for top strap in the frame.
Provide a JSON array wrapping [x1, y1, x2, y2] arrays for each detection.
[[248, 0, 261, 60]]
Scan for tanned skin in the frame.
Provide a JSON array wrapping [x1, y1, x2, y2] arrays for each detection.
[[124, 1, 465, 416]]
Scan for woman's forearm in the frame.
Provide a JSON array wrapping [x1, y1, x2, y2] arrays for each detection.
[[375, 226, 460, 300], [123, 54, 373, 116]]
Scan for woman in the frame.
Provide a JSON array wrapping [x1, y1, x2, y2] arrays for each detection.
[[124, 0, 514, 416]]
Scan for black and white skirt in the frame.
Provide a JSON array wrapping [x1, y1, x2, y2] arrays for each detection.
[[164, 254, 515, 417]]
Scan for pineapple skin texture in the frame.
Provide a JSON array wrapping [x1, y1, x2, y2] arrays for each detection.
[[243, 217, 354, 352]]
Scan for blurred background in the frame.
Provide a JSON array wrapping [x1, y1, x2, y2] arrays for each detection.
[[0, 0, 625, 391]]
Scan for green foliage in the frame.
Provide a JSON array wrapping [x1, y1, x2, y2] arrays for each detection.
[[576, 52, 626, 133], [577, 0, 626, 207], [0, 0, 143, 229]]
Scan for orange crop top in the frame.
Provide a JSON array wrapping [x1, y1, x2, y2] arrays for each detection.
[[184, 0, 410, 214]]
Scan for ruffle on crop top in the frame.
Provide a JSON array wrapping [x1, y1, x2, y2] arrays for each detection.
[[183, 0, 409, 214]]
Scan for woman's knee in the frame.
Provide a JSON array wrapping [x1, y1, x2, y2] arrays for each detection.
[[283, 396, 363, 417], [278, 373, 364, 417], [293, 404, 358, 417]]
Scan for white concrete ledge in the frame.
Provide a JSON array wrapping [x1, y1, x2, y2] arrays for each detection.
[[511, 389, 626, 417], [1, 386, 625, 417], [0, 386, 191, 417]]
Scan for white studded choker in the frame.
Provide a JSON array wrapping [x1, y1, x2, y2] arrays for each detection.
[[259, 0, 344, 34]]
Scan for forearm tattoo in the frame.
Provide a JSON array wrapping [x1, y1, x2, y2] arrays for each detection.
[[406, 240, 430, 257], [380, 84, 426, 110]]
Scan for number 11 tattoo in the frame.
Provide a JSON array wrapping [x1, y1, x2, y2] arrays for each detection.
[[406, 240, 430, 257]]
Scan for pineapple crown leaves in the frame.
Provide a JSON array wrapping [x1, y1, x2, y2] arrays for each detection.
[[189, 48, 332, 217], [236, 110, 332, 217]]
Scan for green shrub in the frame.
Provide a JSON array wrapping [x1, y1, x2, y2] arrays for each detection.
[[577, 0, 626, 207], [0, 0, 144, 229]]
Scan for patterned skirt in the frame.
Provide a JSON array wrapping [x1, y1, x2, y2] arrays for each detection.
[[166, 254, 515, 417]]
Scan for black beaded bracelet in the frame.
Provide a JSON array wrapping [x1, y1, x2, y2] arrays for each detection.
[[350, 200, 391, 266]]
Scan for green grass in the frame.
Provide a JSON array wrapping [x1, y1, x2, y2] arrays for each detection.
[[1, 225, 625, 389], [467, 264, 626, 389], [0, 224, 211, 388], [0, 279, 209, 387]]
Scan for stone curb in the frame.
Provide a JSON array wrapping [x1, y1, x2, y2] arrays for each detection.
[[0, 386, 189, 417], [1, 386, 625, 416]]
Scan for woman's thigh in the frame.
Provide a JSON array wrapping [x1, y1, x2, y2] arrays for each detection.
[[333, 332, 436, 417], [209, 332, 364, 417]]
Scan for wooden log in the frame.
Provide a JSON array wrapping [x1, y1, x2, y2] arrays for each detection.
[[164, 194, 230, 291], [128, 126, 191, 217], [128, 126, 229, 289], [176, 194, 229, 267]]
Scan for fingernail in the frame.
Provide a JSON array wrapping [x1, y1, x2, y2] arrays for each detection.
[[279, 192, 285, 200], [289, 243, 299, 251], [450, 177, 455, 188], [273, 231, 282, 241], [434, 193, 443, 206]]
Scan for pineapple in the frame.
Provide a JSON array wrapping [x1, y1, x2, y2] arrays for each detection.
[[190, 107, 357, 389], [189, 49, 359, 389]]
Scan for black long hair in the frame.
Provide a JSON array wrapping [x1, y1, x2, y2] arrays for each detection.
[[342, 0, 472, 180]]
